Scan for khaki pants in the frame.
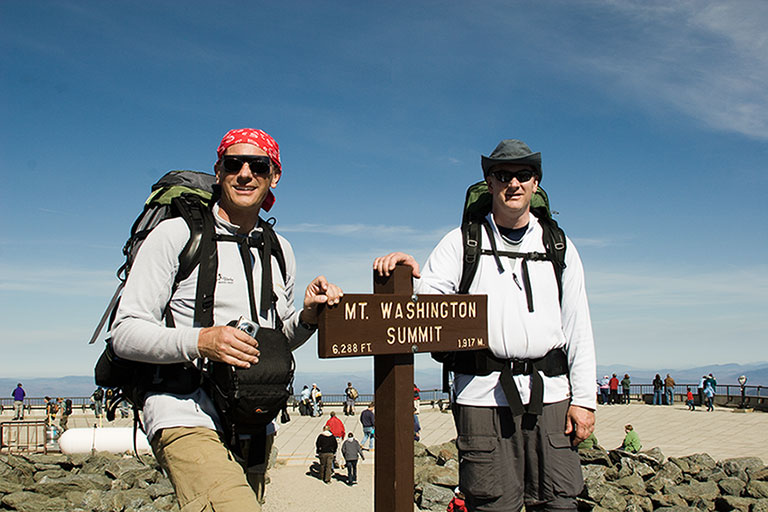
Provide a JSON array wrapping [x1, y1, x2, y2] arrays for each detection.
[[150, 427, 261, 512]]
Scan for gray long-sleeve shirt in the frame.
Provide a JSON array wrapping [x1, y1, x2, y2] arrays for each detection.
[[112, 203, 314, 441]]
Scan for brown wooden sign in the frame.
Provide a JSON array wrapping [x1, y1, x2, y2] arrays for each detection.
[[318, 294, 487, 358], [316, 266, 489, 512]]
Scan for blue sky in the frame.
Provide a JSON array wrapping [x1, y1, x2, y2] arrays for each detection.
[[1, 0, 766, 380]]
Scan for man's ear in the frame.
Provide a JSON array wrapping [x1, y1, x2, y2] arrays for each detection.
[[271, 170, 282, 189]]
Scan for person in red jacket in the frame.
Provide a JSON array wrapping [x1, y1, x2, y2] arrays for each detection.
[[447, 488, 467, 512], [609, 374, 620, 405], [325, 411, 346, 439]]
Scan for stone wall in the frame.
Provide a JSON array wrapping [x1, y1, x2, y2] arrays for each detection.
[[414, 439, 768, 511]]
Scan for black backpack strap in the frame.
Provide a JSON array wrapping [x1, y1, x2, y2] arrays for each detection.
[[193, 205, 218, 328], [459, 221, 482, 294], [535, 213, 567, 303]]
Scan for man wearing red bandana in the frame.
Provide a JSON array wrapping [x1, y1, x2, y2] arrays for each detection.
[[112, 128, 343, 510]]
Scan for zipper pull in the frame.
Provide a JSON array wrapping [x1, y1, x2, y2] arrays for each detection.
[[512, 273, 523, 291]]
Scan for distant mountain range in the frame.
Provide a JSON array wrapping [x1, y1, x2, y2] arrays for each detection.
[[4, 362, 767, 399]]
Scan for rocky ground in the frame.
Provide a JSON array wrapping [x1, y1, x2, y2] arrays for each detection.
[[3, 443, 768, 511]]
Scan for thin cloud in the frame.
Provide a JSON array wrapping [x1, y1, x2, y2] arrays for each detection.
[[280, 222, 452, 242], [579, 0, 768, 140]]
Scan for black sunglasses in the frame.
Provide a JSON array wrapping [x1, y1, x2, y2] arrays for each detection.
[[489, 169, 536, 184], [221, 155, 272, 175]]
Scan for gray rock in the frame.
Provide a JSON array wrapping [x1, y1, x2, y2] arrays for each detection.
[[32, 468, 68, 481], [650, 492, 689, 508], [746, 481, 768, 499], [20, 453, 69, 467], [640, 447, 666, 466], [752, 498, 768, 512], [1, 491, 70, 512], [415, 464, 458, 488], [0, 478, 23, 494], [599, 486, 628, 511], [621, 458, 656, 480], [696, 468, 728, 483], [714, 495, 755, 512], [667, 480, 720, 503], [752, 467, 768, 482], [582, 464, 609, 484], [416, 483, 455, 511], [146, 480, 175, 498], [718, 477, 746, 496], [414, 441, 429, 458], [580, 448, 612, 466], [33, 472, 112, 496], [720, 457, 765, 482], [615, 474, 647, 495], [681, 453, 717, 471], [625, 494, 653, 512], [426, 441, 457, 465], [583, 480, 611, 502]]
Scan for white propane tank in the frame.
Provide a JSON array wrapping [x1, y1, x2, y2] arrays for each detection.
[[58, 427, 151, 454]]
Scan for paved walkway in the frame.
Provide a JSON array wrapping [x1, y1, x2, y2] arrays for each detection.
[[273, 401, 768, 466]]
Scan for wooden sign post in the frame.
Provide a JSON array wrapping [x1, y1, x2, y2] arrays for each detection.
[[318, 265, 487, 511]]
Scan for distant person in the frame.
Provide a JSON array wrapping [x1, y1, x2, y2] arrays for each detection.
[[311, 384, 323, 416], [620, 424, 641, 453], [341, 432, 364, 485], [706, 373, 717, 393], [685, 387, 695, 411], [299, 385, 312, 416], [344, 381, 358, 416], [414, 408, 421, 441], [704, 382, 715, 412], [325, 411, 345, 467], [621, 374, 631, 404], [652, 374, 663, 405], [664, 373, 675, 405], [698, 375, 707, 406], [11, 383, 25, 420], [60, 398, 72, 432], [599, 376, 610, 405], [413, 384, 421, 413], [577, 432, 601, 451], [609, 373, 619, 404], [44, 396, 58, 427], [315, 425, 337, 484], [360, 403, 375, 450], [447, 487, 468, 512], [91, 386, 104, 426]]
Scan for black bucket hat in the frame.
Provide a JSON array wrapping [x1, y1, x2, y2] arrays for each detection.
[[481, 139, 542, 180]]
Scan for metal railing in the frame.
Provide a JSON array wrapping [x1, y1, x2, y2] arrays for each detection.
[[0, 420, 48, 454]]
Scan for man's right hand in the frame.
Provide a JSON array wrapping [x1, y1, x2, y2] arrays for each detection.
[[198, 326, 260, 368], [372, 252, 421, 278]]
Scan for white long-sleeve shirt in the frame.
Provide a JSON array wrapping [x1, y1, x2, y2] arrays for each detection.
[[415, 212, 596, 410], [111, 203, 314, 440]]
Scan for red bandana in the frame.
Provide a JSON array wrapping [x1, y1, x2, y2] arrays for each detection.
[[217, 128, 281, 211]]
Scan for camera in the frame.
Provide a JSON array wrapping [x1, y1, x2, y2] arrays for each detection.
[[235, 316, 259, 338]]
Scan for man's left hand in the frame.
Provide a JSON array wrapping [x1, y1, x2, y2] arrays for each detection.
[[564, 405, 595, 446], [301, 275, 343, 324]]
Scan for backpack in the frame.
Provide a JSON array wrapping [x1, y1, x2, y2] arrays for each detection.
[[432, 181, 567, 386], [92, 387, 104, 401], [348, 387, 359, 400], [91, 170, 293, 460], [64, 399, 73, 415]]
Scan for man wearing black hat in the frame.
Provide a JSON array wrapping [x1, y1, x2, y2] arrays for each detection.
[[374, 139, 596, 511]]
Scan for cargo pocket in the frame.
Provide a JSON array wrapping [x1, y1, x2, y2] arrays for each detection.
[[456, 435, 501, 500], [545, 432, 583, 498]]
